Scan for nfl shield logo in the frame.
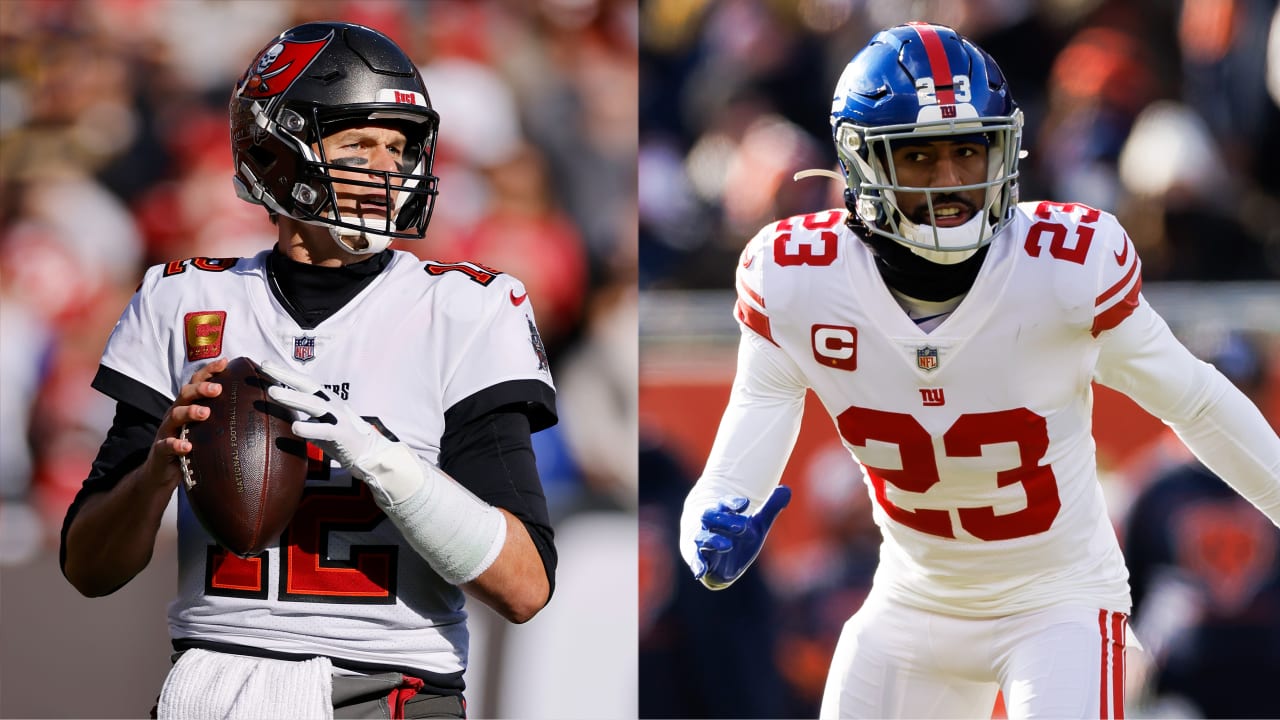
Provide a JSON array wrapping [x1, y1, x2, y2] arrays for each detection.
[[917, 346, 939, 371], [293, 336, 316, 363]]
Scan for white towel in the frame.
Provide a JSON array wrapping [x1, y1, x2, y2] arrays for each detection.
[[157, 648, 333, 720]]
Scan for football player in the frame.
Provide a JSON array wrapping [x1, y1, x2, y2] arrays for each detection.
[[60, 22, 557, 719], [679, 22, 1280, 719]]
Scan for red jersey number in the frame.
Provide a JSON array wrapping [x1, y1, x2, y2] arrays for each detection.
[[772, 211, 843, 267], [206, 438, 399, 604], [1023, 201, 1101, 266], [163, 257, 239, 277], [836, 405, 1061, 540], [424, 261, 502, 286]]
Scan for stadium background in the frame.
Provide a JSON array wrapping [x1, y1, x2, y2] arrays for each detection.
[[0, 1, 637, 718], [637, 0, 1280, 718]]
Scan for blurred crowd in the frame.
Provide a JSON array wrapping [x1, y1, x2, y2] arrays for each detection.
[[638, 0, 1280, 718], [0, 0, 639, 566], [638, 0, 1280, 290]]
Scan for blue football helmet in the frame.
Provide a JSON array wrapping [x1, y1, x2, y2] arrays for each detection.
[[829, 23, 1023, 263]]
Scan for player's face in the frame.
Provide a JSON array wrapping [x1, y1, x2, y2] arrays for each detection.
[[318, 124, 409, 223], [889, 139, 988, 228]]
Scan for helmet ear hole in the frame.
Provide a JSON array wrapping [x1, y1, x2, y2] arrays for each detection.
[[247, 145, 276, 171]]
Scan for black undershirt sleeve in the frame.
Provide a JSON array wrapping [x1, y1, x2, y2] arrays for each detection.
[[58, 400, 159, 578], [438, 407, 558, 598]]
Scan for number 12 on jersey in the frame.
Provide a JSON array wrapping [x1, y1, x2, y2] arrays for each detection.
[[205, 442, 399, 604]]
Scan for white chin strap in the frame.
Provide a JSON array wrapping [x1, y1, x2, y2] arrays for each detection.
[[791, 168, 987, 266], [325, 168, 423, 255], [895, 212, 985, 265], [329, 220, 395, 255]]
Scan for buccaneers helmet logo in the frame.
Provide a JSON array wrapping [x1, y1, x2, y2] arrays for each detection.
[[239, 35, 331, 99]]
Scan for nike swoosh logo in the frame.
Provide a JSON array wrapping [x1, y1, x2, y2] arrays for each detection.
[[742, 254, 755, 269], [510, 290, 528, 306], [912, 312, 949, 326], [1114, 236, 1130, 266]]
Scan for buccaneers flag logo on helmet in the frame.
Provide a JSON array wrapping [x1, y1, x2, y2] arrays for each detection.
[[239, 35, 331, 99]]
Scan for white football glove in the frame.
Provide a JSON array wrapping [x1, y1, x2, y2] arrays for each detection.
[[259, 361, 422, 507], [257, 361, 507, 585]]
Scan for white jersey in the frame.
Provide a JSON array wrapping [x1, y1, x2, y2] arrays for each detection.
[[97, 249, 555, 680], [683, 202, 1280, 617]]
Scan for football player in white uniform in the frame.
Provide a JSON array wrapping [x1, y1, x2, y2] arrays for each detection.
[[60, 23, 557, 718], [680, 22, 1280, 719]]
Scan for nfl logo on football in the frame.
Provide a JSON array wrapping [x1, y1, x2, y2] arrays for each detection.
[[917, 346, 939, 371], [293, 336, 316, 363]]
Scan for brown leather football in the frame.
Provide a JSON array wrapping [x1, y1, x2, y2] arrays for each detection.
[[179, 356, 308, 557]]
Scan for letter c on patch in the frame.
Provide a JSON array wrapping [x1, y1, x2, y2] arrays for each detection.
[[812, 324, 857, 371]]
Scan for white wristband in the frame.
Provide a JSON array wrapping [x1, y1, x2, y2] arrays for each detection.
[[360, 443, 507, 585]]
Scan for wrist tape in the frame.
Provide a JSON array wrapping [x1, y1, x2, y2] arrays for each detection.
[[354, 443, 507, 585]]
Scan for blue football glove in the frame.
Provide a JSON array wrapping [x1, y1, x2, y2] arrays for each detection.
[[692, 485, 791, 589]]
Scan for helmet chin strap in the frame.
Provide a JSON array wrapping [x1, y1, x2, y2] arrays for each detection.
[[293, 213, 394, 255], [329, 223, 393, 255], [894, 211, 986, 265], [325, 172, 422, 255], [796, 167, 992, 266]]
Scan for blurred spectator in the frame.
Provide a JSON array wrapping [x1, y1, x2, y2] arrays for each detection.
[[557, 265, 640, 514], [639, 0, 1280, 290], [1177, 0, 1279, 189], [0, 249, 54, 566], [1117, 101, 1277, 280], [1122, 330, 1280, 718], [436, 141, 589, 355], [1034, 23, 1160, 212]]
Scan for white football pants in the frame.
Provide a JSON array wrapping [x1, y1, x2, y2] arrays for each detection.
[[819, 592, 1129, 719]]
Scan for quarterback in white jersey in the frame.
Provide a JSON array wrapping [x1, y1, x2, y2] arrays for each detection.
[[61, 23, 556, 718], [680, 23, 1280, 719]]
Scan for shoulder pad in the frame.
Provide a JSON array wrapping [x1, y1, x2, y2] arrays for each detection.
[[1018, 201, 1142, 336], [135, 255, 247, 299], [734, 210, 848, 345]]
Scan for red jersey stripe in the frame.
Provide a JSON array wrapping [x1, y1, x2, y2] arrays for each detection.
[[1096, 250, 1138, 307], [1098, 609, 1110, 718], [735, 298, 778, 346], [1091, 274, 1142, 337], [737, 279, 766, 309], [1112, 613, 1127, 719], [1096, 610, 1128, 718], [908, 23, 956, 105]]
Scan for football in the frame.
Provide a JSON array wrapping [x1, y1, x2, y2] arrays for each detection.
[[179, 356, 308, 557]]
